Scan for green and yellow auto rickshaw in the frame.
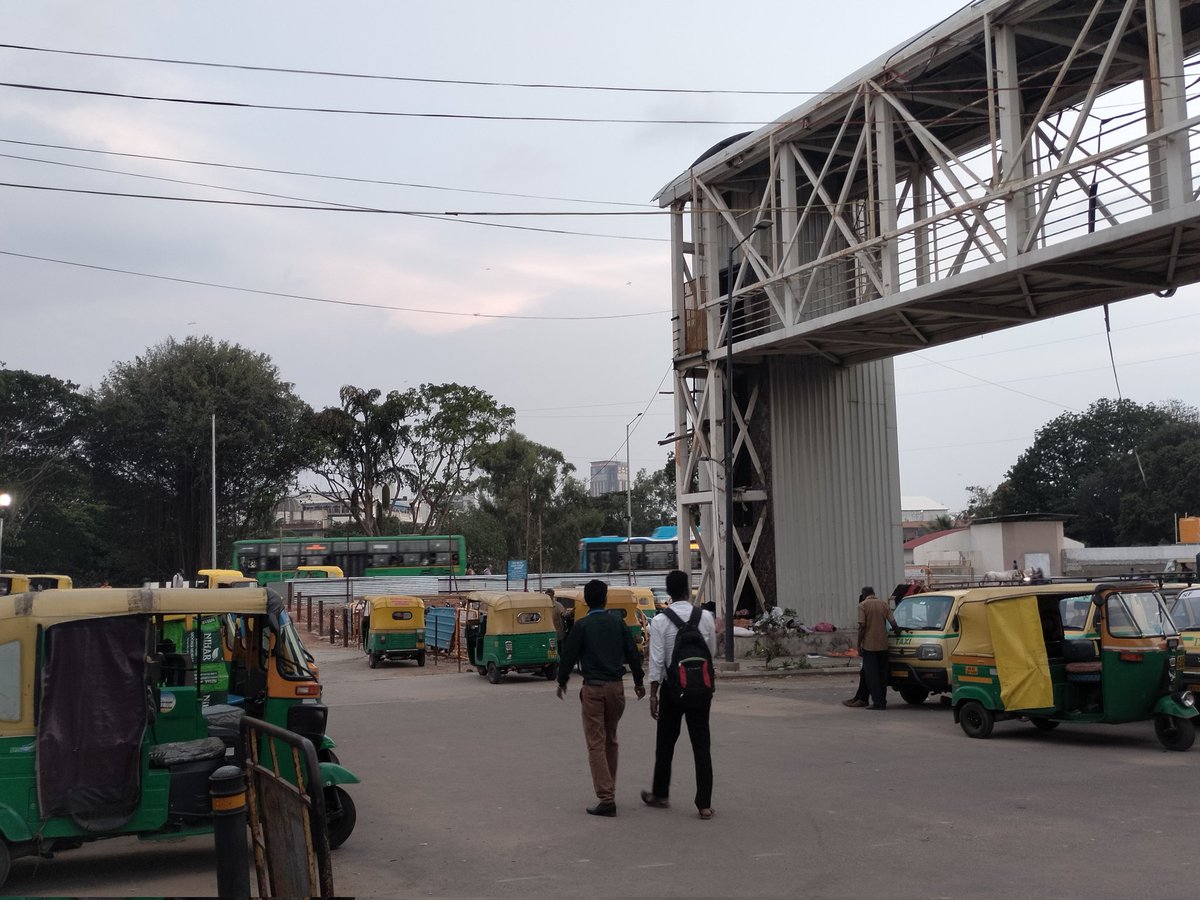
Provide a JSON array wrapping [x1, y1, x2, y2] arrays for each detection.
[[950, 583, 1197, 750], [195, 568, 257, 589], [558, 586, 646, 654], [0, 586, 360, 887], [360, 595, 426, 668], [1169, 586, 1200, 695], [296, 565, 344, 579], [464, 591, 558, 683]]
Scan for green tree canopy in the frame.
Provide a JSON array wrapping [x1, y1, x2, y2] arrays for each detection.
[[991, 398, 1200, 544], [398, 383, 514, 534], [89, 337, 315, 580], [309, 385, 408, 536], [0, 367, 103, 576]]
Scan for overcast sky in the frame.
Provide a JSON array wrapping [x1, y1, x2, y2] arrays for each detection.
[[3, 1, 1198, 516]]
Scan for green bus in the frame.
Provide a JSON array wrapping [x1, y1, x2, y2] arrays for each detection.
[[232, 534, 467, 583]]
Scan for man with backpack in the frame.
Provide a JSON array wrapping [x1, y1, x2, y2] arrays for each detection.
[[642, 570, 717, 820]]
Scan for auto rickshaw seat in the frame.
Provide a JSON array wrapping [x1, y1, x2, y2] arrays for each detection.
[[161, 652, 195, 686], [149, 736, 227, 768]]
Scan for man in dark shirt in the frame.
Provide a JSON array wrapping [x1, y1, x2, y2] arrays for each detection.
[[557, 579, 645, 816]]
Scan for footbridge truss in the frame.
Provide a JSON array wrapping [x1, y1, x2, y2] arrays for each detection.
[[657, 0, 1200, 623]]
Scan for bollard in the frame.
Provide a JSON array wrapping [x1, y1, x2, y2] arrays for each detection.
[[306, 595, 312, 630], [210, 764, 250, 900], [343, 607, 349, 647], [330, 607, 336, 645], [317, 600, 325, 636]]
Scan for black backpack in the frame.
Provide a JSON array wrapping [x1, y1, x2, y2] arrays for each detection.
[[662, 607, 715, 708]]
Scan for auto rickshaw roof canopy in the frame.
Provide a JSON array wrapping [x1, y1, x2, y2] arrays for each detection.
[[0, 586, 271, 625], [466, 590, 554, 611], [362, 595, 424, 610]]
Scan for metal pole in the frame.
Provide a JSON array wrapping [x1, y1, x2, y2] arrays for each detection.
[[723, 243, 736, 662], [625, 413, 641, 586], [210, 414, 217, 569], [0, 492, 10, 573]]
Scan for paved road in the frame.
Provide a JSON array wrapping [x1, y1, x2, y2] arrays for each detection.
[[7, 641, 1200, 898]]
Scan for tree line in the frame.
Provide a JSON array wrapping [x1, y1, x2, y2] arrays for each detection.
[[0, 336, 674, 584]]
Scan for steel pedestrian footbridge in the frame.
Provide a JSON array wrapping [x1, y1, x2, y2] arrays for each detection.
[[657, 0, 1200, 624]]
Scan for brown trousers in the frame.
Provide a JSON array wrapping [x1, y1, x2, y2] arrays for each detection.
[[579, 681, 626, 803]]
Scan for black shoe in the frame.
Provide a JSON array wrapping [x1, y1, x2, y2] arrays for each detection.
[[587, 802, 617, 817], [868, 704, 887, 710]]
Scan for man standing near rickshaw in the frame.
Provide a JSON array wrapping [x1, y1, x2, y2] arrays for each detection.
[[556, 580, 646, 816], [858, 586, 901, 710]]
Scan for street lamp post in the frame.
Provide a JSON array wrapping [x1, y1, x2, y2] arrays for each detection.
[[723, 220, 771, 662], [0, 492, 11, 574], [625, 413, 642, 585]]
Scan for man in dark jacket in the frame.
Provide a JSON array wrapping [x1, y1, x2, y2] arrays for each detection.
[[557, 579, 645, 816]]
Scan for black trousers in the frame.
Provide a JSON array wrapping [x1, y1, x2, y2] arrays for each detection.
[[861, 649, 889, 707], [652, 690, 713, 809]]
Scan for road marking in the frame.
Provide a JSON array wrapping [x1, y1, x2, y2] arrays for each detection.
[[753, 852, 786, 858], [496, 875, 551, 883], [638, 862, 676, 869]]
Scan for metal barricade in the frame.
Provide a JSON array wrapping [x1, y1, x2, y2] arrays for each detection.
[[239, 716, 334, 898]]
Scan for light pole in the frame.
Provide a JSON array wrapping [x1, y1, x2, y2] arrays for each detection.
[[625, 413, 642, 585], [0, 492, 11, 574], [723, 220, 771, 662]]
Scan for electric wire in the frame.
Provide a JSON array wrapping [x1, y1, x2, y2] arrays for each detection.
[[0, 249, 670, 321], [581, 366, 673, 490]]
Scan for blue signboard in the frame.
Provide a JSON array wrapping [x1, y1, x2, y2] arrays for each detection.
[[507, 560, 528, 586]]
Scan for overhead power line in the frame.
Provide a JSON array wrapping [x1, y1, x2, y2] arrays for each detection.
[[0, 81, 771, 125], [0, 43, 823, 96], [0, 248, 670, 321], [0, 138, 653, 208]]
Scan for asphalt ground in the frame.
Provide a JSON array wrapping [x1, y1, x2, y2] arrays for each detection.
[[6, 641, 1200, 898]]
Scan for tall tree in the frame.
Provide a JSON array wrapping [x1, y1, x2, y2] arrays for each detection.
[[397, 383, 514, 534], [89, 337, 314, 580], [474, 432, 573, 565], [992, 398, 1199, 543], [309, 386, 408, 536], [0, 368, 103, 576]]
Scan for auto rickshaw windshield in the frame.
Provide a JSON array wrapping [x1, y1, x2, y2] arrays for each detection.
[[274, 610, 317, 679], [1106, 590, 1179, 638], [1059, 596, 1092, 631], [894, 594, 954, 630], [1170, 590, 1200, 630]]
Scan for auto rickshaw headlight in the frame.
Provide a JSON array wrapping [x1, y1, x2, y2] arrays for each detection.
[[917, 644, 943, 660], [1177, 690, 1195, 708]]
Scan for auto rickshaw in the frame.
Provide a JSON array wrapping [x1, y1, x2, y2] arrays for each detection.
[[629, 585, 658, 623], [360, 595, 426, 668], [0, 587, 360, 887], [950, 583, 1197, 750], [890, 583, 1103, 706], [464, 591, 558, 683], [296, 565, 344, 579], [1169, 586, 1200, 694], [0, 573, 73, 595], [557, 586, 646, 653], [195, 568, 258, 589]]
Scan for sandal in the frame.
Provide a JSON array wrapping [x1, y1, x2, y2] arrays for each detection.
[[698, 808, 715, 820]]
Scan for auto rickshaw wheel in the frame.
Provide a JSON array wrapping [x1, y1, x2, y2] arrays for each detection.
[[1030, 717, 1059, 731], [324, 786, 357, 849], [1154, 714, 1196, 751], [899, 685, 929, 706], [959, 700, 994, 739], [477, 666, 487, 677], [0, 839, 9, 889], [417, 650, 427, 667], [486, 662, 502, 684], [368, 653, 379, 669]]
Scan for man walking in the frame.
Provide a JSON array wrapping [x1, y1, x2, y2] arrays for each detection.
[[642, 570, 717, 820], [857, 585, 901, 710], [557, 579, 645, 816]]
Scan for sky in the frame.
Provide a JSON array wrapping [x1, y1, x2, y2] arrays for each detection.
[[2, 1, 1198, 517]]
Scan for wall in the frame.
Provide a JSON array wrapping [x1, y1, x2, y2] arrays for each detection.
[[770, 357, 903, 627]]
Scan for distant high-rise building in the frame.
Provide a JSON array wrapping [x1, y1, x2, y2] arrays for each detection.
[[590, 460, 628, 497]]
